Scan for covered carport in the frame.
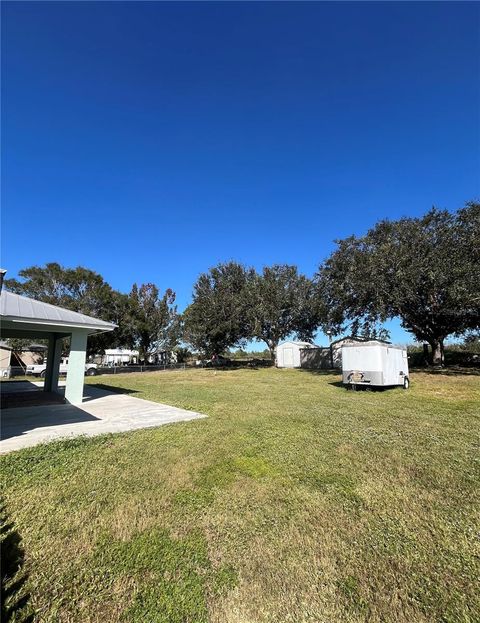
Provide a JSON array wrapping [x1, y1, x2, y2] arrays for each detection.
[[0, 289, 115, 404]]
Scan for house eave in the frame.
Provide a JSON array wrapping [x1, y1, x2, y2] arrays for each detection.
[[1, 315, 117, 335]]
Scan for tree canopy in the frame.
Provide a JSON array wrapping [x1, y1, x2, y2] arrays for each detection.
[[183, 262, 319, 359], [4, 264, 177, 360], [5, 202, 478, 367], [4, 263, 128, 355], [183, 262, 253, 357], [125, 283, 177, 363], [315, 202, 480, 364], [249, 264, 317, 359]]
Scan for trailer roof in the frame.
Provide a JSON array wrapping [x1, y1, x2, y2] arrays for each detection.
[[341, 340, 404, 349]]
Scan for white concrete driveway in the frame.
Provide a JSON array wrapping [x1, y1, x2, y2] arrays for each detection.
[[0, 382, 206, 453]]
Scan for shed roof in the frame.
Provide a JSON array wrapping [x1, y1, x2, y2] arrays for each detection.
[[0, 290, 116, 333], [277, 340, 317, 349]]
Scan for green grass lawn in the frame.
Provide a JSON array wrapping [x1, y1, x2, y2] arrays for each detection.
[[1, 368, 479, 623]]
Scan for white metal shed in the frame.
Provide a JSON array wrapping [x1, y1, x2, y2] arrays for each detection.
[[276, 341, 317, 368]]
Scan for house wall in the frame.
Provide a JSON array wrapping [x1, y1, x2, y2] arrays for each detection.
[[18, 350, 44, 366], [0, 347, 11, 375], [0, 346, 45, 376]]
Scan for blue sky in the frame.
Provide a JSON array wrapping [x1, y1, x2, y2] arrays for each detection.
[[2, 1, 479, 347]]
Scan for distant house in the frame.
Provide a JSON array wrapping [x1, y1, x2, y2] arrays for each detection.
[[98, 349, 139, 366], [94, 348, 178, 366], [0, 340, 47, 376], [148, 350, 178, 365]]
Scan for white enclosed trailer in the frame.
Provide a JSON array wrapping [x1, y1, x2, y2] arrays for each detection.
[[341, 341, 409, 389]]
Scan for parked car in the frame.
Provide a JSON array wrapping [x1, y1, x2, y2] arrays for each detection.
[[26, 357, 98, 377], [204, 355, 231, 367]]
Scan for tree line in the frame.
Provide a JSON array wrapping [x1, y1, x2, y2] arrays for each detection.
[[5, 202, 479, 366]]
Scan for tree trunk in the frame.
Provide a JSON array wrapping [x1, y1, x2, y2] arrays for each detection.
[[422, 343, 430, 366], [267, 341, 277, 364], [440, 339, 445, 365], [430, 339, 443, 366]]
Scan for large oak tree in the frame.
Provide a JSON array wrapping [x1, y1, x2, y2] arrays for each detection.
[[316, 202, 480, 365], [124, 283, 177, 363], [5, 263, 130, 356], [183, 262, 253, 357], [249, 265, 318, 360]]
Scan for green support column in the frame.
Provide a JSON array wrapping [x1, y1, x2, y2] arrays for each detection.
[[65, 329, 89, 404], [44, 333, 63, 394]]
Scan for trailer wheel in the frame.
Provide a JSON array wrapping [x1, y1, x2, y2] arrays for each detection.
[[403, 377, 410, 390]]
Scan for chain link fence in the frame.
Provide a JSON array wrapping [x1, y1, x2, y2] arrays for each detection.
[[2, 358, 275, 379], [2, 363, 188, 379]]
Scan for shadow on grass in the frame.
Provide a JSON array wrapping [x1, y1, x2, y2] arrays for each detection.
[[89, 383, 140, 395], [299, 366, 480, 382], [200, 364, 270, 372], [1, 504, 34, 623], [296, 368, 341, 377], [329, 381, 346, 389], [298, 369, 408, 391], [294, 368, 346, 388], [411, 366, 480, 377]]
